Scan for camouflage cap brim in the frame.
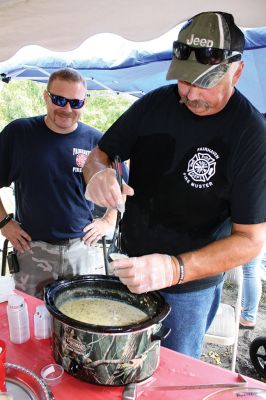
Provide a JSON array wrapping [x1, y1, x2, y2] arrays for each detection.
[[166, 56, 230, 88]]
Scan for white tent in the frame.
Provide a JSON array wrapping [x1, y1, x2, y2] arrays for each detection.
[[0, 1, 265, 111], [0, 0, 265, 62]]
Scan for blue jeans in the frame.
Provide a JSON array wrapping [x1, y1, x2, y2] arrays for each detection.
[[160, 281, 224, 358], [242, 255, 263, 322]]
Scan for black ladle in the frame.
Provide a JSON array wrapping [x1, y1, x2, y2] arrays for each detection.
[[107, 155, 125, 263]]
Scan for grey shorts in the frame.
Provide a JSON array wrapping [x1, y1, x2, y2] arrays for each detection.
[[15, 239, 106, 299]]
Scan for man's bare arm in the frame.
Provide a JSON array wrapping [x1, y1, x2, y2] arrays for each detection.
[[83, 146, 111, 183], [181, 222, 265, 283]]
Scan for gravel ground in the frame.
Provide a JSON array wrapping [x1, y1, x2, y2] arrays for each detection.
[[202, 280, 266, 383]]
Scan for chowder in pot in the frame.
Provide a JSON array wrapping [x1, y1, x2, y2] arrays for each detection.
[[44, 275, 171, 386], [58, 297, 149, 326]]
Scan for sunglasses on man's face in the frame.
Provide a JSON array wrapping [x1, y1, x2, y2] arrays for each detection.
[[47, 92, 85, 109], [173, 41, 242, 65]]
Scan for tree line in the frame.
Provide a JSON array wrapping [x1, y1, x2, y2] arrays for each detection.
[[0, 80, 134, 132]]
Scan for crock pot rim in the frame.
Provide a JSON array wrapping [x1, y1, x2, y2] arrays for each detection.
[[44, 274, 171, 334]]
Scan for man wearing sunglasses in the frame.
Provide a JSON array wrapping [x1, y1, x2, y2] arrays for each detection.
[[0, 68, 119, 298], [83, 12, 266, 358]]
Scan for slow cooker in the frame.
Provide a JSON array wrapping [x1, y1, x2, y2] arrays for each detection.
[[44, 274, 171, 386]]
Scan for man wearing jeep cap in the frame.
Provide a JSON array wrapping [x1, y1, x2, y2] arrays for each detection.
[[83, 12, 266, 358]]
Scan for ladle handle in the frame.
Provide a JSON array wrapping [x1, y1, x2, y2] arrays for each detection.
[[102, 236, 109, 275], [114, 155, 122, 189]]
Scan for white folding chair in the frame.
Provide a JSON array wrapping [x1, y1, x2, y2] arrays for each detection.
[[204, 266, 243, 371]]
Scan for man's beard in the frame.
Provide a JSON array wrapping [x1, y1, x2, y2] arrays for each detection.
[[179, 96, 210, 111]]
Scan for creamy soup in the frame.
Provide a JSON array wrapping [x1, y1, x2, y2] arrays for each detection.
[[59, 298, 149, 326]]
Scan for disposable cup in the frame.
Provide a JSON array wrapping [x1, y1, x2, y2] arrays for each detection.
[[0, 276, 15, 303], [40, 363, 64, 386], [0, 394, 14, 400]]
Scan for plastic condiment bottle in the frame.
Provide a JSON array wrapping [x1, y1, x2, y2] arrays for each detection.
[[34, 305, 52, 340], [7, 294, 30, 344]]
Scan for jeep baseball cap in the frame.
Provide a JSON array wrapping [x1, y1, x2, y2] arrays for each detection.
[[166, 11, 245, 88]]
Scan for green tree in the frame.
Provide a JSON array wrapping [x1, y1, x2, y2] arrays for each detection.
[[0, 80, 135, 132], [83, 93, 135, 132]]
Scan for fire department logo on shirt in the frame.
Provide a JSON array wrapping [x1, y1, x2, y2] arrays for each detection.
[[76, 153, 87, 168], [72, 148, 90, 172], [188, 152, 216, 182], [183, 147, 219, 189]]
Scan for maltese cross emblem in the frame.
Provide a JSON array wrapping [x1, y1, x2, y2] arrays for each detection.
[[187, 152, 216, 182]]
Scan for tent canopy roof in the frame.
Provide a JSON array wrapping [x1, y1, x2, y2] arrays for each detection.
[[0, 0, 266, 62], [1, 25, 265, 112], [0, 1, 265, 113]]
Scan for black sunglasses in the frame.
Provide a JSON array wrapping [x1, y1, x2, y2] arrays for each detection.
[[47, 92, 85, 109], [173, 41, 242, 65]]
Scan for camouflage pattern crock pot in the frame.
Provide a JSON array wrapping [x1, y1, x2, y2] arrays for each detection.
[[44, 275, 171, 386]]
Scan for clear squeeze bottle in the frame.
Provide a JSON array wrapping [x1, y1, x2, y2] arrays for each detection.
[[7, 293, 30, 344], [34, 304, 52, 340]]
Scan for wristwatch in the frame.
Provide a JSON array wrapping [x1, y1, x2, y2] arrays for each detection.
[[0, 213, 13, 229]]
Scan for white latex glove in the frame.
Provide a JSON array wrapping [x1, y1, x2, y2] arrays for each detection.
[[85, 169, 134, 211], [111, 253, 175, 294]]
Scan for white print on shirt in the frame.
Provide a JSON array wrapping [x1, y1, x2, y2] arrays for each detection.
[[72, 148, 91, 172], [183, 147, 220, 189]]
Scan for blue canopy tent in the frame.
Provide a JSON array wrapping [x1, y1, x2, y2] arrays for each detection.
[[0, 24, 266, 112]]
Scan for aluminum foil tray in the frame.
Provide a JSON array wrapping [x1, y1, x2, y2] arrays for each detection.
[[4, 362, 54, 400]]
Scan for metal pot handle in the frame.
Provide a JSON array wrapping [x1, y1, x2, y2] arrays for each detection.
[[151, 325, 171, 342], [69, 360, 81, 376]]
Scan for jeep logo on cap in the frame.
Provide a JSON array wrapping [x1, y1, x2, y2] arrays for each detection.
[[187, 34, 214, 48]]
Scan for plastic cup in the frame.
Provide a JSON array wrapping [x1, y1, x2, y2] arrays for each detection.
[[0, 394, 14, 400], [0, 339, 6, 391], [40, 363, 64, 386], [0, 276, 15, 303]]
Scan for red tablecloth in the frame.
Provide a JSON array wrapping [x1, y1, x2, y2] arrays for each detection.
[[0, 291, 265, 399]]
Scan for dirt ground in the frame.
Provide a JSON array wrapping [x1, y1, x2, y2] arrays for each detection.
[[201, 280, 266, 383]]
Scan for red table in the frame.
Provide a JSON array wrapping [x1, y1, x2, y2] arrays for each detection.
[[1, 291, 265, 399]]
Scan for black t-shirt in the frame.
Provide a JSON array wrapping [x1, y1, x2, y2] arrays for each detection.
[[99, 85, 266, 293]]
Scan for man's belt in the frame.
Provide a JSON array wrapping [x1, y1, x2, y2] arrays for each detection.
[[45, 238, 80, 246]]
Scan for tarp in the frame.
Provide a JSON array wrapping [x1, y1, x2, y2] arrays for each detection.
[[0, 2, 265, 111], [0, 0, 265, 62], [1, 25, 266, 112]]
